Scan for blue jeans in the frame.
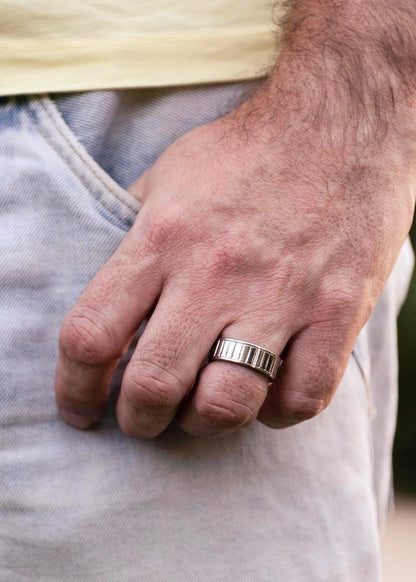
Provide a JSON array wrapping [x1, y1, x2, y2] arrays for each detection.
[[0, 85, 413, 581]]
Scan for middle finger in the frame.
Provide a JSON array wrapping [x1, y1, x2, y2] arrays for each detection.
[[116, 283, 229, 438]]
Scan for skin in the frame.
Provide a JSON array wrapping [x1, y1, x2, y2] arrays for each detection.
[[55, 0, 416, 439]]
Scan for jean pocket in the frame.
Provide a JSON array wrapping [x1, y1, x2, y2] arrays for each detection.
[[25, 94, 141, 231]]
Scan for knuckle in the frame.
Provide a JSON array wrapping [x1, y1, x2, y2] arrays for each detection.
[[59, 311, 120, 366], [199, 396, 256, 431], [197, 369, 267, 432], [123, 364, 184, 415], [317, 279, 361, 321], [207, 241, 247, 276], [278, 362, 341, 424]]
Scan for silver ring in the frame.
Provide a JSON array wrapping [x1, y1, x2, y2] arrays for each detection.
[[209, 337, 283, 381]]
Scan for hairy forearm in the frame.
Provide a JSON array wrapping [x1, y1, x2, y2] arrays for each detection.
[[252, 1, 416, 151], [222, 0, 416, 211], [279, 0, 416, 91]]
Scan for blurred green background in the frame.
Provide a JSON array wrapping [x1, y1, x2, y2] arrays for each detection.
[[394, 225, 416, 494]]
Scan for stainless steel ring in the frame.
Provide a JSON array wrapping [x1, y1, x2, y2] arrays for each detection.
[[209, 337, 283, 381]]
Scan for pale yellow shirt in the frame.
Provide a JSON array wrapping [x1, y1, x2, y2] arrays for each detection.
[[0, 1, 283, 96]]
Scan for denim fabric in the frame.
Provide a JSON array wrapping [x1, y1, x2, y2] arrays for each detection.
[[0, 85, 413, 582]]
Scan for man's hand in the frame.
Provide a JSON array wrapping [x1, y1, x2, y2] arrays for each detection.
[[55, 0, 416, 438]]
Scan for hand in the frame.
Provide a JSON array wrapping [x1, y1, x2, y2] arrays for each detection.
[[54, 83, 415, 439]]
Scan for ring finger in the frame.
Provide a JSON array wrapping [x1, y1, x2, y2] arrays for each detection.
[[176, 322, 288, 437]]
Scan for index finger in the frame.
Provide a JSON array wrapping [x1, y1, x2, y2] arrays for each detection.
[[55, 229, 162, 428]]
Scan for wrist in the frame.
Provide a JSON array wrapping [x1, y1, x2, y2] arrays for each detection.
[[225, 24, 416, 189]]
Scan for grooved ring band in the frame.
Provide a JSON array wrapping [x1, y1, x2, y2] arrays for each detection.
[[209, 337, 283, 381]]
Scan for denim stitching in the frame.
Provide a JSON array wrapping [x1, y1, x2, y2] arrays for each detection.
[[24, 95, 140, 227]]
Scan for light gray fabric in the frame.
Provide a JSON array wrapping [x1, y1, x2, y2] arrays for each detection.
[[0, 85, 413, 582]]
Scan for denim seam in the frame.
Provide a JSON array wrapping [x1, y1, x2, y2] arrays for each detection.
[[24, 96, 140, 228], [351, 346, 379, 529], [40, 97, 140, 213], [351, 348, 375, 419]]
